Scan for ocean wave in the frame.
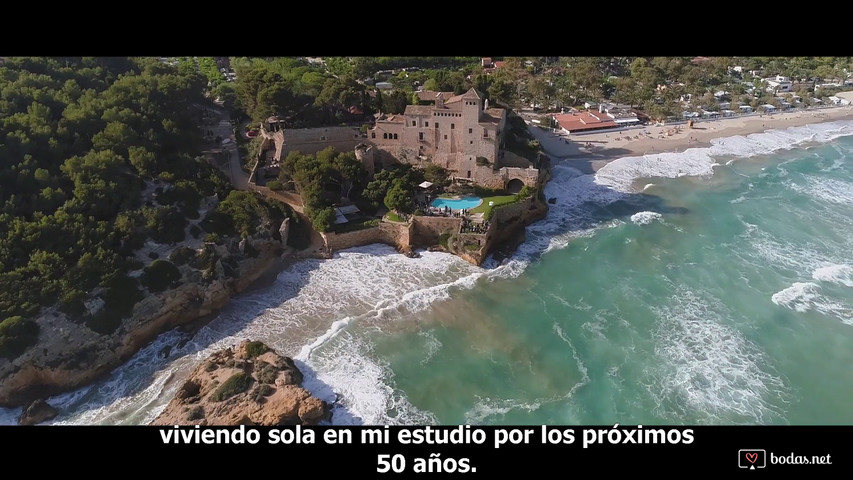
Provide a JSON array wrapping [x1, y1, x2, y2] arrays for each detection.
[[771, 282, 822, 312], [595, 120, 853, 192], [812, 264, 853, 287], [787, 176, 853, 205], [771, 282, 852, 324], [650, 289, 788, 424], [300, 332, 437, 425], [596, 148, 718, 192], [630, 211, 663, 225]]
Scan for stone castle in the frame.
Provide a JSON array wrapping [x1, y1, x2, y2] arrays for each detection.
[[260, 88, 541, 190]]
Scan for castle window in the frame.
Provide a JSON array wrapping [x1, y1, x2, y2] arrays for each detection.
[[451, 123, 455, 129], [393, 133, 398, 139], [469, 128, 472, 134], [419, 132, 424, 141], [470, 141, 473, 144], [444, 135, 447, 139], [412, 121, 416, 126], [383, 133, 388, 139], [425, 121, 429, 127], [484, 131, 489, 138], [372, 132, 376, 138], [467, 170, 471, 178], [320, 136, 326, 141], [435, 123, 439, 128]]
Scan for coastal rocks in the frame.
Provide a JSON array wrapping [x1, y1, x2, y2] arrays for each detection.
[[279, 218, 290, 247], [152, 341, 329, 426], [0, 233, 286, 408], [18, 399, 58, 425]]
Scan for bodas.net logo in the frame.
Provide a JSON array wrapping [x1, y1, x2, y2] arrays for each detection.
[[738, 449, 766, 469]]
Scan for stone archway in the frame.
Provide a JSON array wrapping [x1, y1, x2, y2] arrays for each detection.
[[506, 178, 524, 194]]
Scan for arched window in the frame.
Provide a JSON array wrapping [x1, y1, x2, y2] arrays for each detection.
[[372, 132, 376, 138], [383, 133, 388, 139], [393, 133, 398, 139]]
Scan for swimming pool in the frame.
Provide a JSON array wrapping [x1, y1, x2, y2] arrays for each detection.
[[430, 196, 483, 210]]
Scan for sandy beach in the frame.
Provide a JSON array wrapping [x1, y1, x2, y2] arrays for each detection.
[[532, 104, 853, 173]]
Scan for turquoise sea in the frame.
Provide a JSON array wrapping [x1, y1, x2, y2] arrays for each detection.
[[2, 120, 852, 425]]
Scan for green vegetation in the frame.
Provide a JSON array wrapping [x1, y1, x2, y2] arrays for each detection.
[[489, 56, 853, 121], [230, 57, 374, 126], [385, 212, 403, 222], [422, 164, 451, 188], [141, 260, 182, 293], [251, 384, 275, 402], [266, 180, 283, 190], [254, 360, 279, 384], [362, 164, 425, 215], [187, 405, 205, 421], [384, 183, 414, 213], [470, 186, 537, 220], [169, 246, 196, 266], [210, 371, 253, 402], [244, 341, 269, 358], [275, 146, 367, 232], [203, 190, 292, 238], [334, 218, 380, 233], [504, 113, 541, 160], [469, 194, 517, 214], [0, 316, 39, 359], [438, 233, 452, 249], [0, 57, 247, 333], [465, 243, 480, 251]]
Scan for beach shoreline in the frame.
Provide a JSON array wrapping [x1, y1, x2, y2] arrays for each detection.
[[532, 105, 853, 174]]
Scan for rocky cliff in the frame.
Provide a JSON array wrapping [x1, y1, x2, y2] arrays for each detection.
[[0, 233, 286, 409], [152, 340, 328, 425]]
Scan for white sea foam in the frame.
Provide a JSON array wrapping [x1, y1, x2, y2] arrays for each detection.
[[630, 211, 663, 225], [418, 330, 443, 365], [771, 282, 852, 324], [788, 176, 853, 205], [464, 397, 543, 423], [650, 289, 787, 424], [596, 120, 853, 192], [771, 282, 822, 312], [813, 264, 853, 287], [552, 324, 590, 398], [596, 148, 718, 192], [300, 332, 437, 425], [739, 219, 836, 274]]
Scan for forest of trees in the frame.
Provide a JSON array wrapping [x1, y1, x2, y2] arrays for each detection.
[[275, 147, 367, 232], [224, 56, 853, 129], [0, 57, 301, 355], [491, 56, 853, 121]]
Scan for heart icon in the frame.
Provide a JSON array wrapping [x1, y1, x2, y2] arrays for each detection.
[[745, 453, 758, 464]]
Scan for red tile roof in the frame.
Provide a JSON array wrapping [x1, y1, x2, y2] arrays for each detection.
[[554, 111, 618, 132]]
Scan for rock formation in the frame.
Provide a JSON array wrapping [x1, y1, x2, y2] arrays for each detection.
[[152, 340, 328, 425], [0, 232, 286, 408], [18, 399, 59, 425]]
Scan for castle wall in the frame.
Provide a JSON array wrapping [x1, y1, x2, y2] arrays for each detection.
[[320, 221, 409, 252], [280, 126, 367, 157], [410, 216, 462, 246]]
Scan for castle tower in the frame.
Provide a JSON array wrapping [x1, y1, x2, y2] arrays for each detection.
[[461, 88, 482, 126], [462, 88, 483, 159]]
